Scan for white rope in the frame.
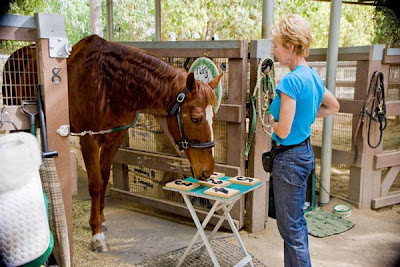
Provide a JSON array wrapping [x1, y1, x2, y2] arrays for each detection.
[[69, 129, 112, 136], [253, 56, 276, 137]]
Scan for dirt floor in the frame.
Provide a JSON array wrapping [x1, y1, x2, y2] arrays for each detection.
[[72, 168, 400, 267]]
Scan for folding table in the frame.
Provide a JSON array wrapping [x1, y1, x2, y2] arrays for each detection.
[[163, 176, 263, 267]]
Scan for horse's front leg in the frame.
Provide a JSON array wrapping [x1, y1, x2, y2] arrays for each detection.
[[99, 131, 127, 232], [80, 135, 108, 252]]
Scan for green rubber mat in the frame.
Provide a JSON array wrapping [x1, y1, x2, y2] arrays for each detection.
[[305, 208, 355, 238]]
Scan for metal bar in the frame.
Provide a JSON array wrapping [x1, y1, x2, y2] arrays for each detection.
[[106, 0, 114, 41], [320, 0, 342, 205], [89, 0, 103, 37], [261, 0, 274, 40], [179, 194, 220, 267], [0, 14, 36, 28], [155, 0, 161, 41]]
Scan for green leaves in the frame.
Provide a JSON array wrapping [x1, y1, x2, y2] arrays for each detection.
[[4, 0, 396, 48]]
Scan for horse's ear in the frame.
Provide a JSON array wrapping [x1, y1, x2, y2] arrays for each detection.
[[208, 73, 223, 89], [186, 72, 196, 92]]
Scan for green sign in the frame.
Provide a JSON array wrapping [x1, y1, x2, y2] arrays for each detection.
[[189, 57, 222, 112]]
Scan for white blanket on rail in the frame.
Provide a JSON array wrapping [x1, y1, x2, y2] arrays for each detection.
[[0, 132, 50, 267]]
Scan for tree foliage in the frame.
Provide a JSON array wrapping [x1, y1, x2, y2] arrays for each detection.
[[2, 0, 394, 48], [373, 0, 400, 47]]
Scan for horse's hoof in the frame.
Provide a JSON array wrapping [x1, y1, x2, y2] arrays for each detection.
[[102, 222, 108, 232], [92, 242, 110, 253], [91, 232, 110, 252]]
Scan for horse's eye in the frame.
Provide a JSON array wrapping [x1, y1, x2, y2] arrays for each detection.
[[191, 117, 202, 124]]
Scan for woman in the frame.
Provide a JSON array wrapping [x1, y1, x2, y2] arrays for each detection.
[[269, 14, 340, 266]]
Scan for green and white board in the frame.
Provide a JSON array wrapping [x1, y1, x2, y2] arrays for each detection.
[[189, 57, 222, 113]]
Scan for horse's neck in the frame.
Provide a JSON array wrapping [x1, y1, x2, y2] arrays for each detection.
[[124, 58, 186, 113]]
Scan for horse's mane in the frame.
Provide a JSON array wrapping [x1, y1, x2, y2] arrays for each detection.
[[78, 35, 204, 113]]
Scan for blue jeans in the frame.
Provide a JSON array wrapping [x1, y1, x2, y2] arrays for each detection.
[[272, 139, 314, 267]]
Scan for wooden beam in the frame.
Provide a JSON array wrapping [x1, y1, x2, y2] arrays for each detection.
[[114, 148, 241, 177], [119, 40, 247, 59], [215, 104, 242, 123], [0, 26, 37, 41], [313, 146, 363, 167], [374, 150, 400, 169], [383, 48, 400, 65], [372, 191, 400, 209], [383, 55, 400, 65], [338, 99, 364, 114], [380, 166, 400, 197]]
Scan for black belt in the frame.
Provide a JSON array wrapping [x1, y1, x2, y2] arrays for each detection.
[[272, 137, 310, 155]]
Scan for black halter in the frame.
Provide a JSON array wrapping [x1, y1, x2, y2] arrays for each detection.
[[168, 88, 215, 151]]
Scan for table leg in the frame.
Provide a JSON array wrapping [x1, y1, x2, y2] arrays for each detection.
[[177, 194, 221, 267], [223, 206, 254, 267], [195, 199, 237, 258]]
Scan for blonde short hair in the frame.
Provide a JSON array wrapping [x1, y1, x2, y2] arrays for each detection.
[[270, 14, 312, 57]]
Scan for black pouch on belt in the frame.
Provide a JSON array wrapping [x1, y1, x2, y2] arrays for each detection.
[[262, 149, 275, 173], [262, 138, 310, 173]]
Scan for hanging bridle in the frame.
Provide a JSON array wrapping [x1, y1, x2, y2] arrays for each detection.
[[353, 71, 387, 162], [168, 87, 215, 151]]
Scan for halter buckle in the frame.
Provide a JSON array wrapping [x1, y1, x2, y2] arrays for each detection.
[[177, 140, 189, 150], [176, 92, 185, 103]]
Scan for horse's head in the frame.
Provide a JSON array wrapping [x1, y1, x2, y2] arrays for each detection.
[[167, 72, 223, 180]]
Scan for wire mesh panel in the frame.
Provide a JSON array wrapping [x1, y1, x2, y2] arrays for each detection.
[[388, 66, 400, 101], [384, 66, 400, 151], [314, 158, 350, 200], [0, 42, 38, 106]]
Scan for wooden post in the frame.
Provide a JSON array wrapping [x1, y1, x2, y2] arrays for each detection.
[[35, 12, 72, 257], [226, 41, 248, 228], [246, 58, 270, 232], [348, 48, 386, 208], [245, 40, 273, 232], [36, 38, 72, 249]]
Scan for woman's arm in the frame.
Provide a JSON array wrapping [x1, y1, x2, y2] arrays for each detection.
[[316, 89, 340, 118], [271, 92, 296, 139]]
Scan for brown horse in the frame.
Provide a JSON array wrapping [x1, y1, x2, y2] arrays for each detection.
[[1, 35, 222, 252], [67, 35, 222, 251]]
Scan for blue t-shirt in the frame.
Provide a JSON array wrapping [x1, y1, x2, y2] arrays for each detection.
[[270, 65, 325, 146]]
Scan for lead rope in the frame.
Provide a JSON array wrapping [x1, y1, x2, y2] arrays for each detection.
[[245, 56, 276, 159], [70, 112, 140, 136]]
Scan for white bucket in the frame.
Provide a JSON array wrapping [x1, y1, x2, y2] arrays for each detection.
[[333, 204, 352, 218]]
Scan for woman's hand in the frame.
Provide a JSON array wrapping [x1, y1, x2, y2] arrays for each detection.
[[316, 89, 340, 118]]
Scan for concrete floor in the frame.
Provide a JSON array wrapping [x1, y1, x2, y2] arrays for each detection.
[[73, 168, 400, 267], [73, 168, 233, 266]]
